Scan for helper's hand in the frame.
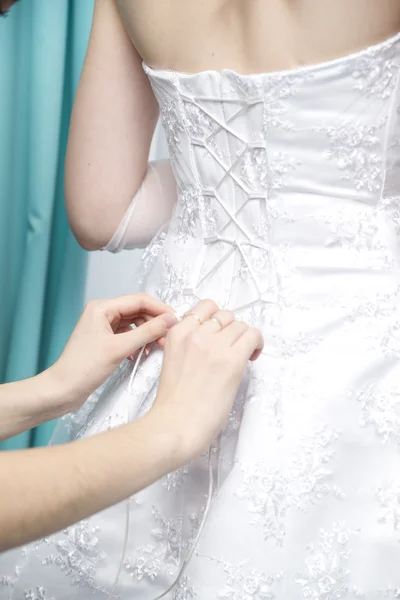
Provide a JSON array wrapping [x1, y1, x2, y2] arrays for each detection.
[[50, 294, 177, 411], [152, 299, 264, 460]]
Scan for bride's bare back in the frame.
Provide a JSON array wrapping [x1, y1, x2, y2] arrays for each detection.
[[65, 0, 400, 251], [116, 0, 400, 74]]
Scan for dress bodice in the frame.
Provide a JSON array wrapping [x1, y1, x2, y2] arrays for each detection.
[[142, 33, 400, 332]]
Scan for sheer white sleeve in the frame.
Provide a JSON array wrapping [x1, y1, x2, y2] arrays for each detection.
[[103, 160, 177, 252]]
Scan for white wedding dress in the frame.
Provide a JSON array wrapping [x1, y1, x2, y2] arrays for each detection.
[[2, 32, 400, 600]]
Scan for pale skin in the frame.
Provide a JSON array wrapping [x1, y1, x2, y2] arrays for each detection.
[[0, 294, 263, 551], [62, 0, 400, 250]]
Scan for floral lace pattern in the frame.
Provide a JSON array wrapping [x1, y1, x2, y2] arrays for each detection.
[[323, 121, 384, 192], [124, 508, 182, 582], [38, 521, 107, 593], [352, 40, 400, 98], [236, 426, 343, 545], [217, 560, 283, 600], [353, 383, 400, 448], [295, 522, 354, 600], [24, 588, 54, 600], [375, 481, 400, 532]]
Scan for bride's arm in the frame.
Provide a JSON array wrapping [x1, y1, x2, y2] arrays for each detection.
[[65, 0, 176, 251], [103, 159, 177, 251]]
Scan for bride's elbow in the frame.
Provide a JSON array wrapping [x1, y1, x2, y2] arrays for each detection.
[[66, 198, 111, 252], [73, 229, 104, 252]]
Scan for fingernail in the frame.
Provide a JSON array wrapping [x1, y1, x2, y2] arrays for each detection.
[[162, 312, 178, 329], [127, 349, 139, 361]]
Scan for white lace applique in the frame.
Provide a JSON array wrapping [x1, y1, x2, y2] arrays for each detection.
[[24, 587, 54, 600], [324, 207, 380, 251], [183, 101, 220, 141], [156, 255, 191, 306], [40, 521, 107, 592], [375, 481, 400, 532], [323, 121, 384, 192], [159, 99, 184, 158], [221, 387, 247, 438], [377, 587, 400, 599], [173, 184, 217, 242], [348, 287, 400, 322], [138, 230, 168, 286], [381, 319, 400, 358], [352, 39, 400, 99], [238, 146, 268, 192], [162, 465, 189, 492], [282, 332, 324, 358], [247, 362, 284, 432], [353, 383, 400, 447], [380, 195, 400, 235], [237, 148, 299, 203], [225, 72, 263, 101], [237, 246, 270, 282], [295, 522, 355, 600], [135, 363, 163, 418], [236, 426, 343, 545], [173, 576, 197, 600], [263, 74, 306, 131], [236, 461, 287, 545], [1, 572, 17, 594], [215, 559, 283, 600], [268, 152, 300, 198], [124, 507, 182, 582]]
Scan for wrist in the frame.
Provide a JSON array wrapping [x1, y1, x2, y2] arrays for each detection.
[[147, 399, 204, 466], [39, 364, 81, 419], [141, 406, 190, 470]]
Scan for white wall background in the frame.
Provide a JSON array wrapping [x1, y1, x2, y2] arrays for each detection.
[[84, 123, 168, 301]]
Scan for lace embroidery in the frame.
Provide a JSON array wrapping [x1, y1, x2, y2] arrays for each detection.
[[353, 384, 400, 448], [173, 184, 217, 242], [268, 153, 300, 198], [381, 319, 400, 358], [156, 256, 191, 306], [323, 121, 384, 192], [173, 576, 197, 600], [324, 208, 380, 251], [159, 99, 184, 158], [347, 286, 400, 323], [138, 230, 168, 285], [352, 41, 400, 99], [183, 102, 220, 141], [295, 522, 355, 600], [24, 588, 54, 600], [124, 508, 182, 582], [40, 521, 107, 592], [216, 559, 283, 600], [375, 481, 400, 532], [162, 466, 189, 492], [380, 195, 400, 235], [236, 426, 343, 545], [262, 74, 305, 131]]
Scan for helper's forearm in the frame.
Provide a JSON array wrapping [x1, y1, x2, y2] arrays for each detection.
[[0, 408, 184, 551], [0, 370, 69, 442]]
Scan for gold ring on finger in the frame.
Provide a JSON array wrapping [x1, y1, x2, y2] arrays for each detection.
[[209, 315, 224, 329], [183, 312, 203, 325]]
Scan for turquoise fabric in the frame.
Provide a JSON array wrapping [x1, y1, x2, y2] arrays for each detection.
[[0, 0, 94, 449]]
